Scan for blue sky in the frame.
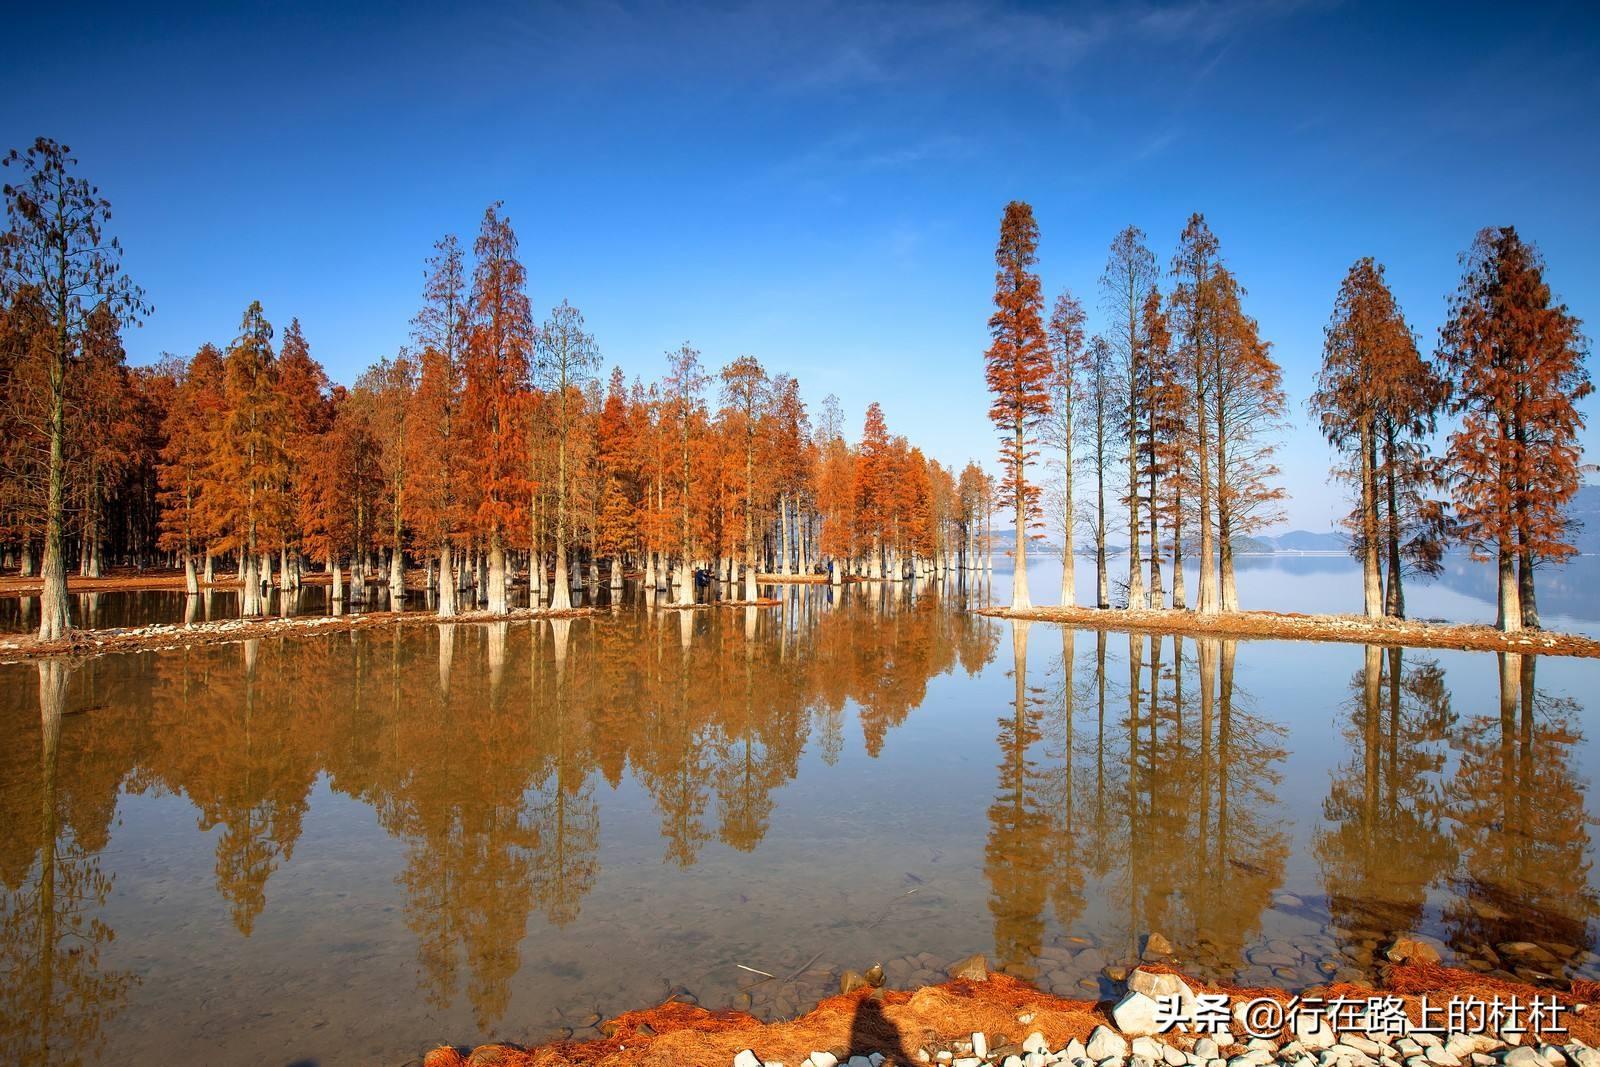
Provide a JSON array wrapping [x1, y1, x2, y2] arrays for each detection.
[[5, 0, 1597, 530]]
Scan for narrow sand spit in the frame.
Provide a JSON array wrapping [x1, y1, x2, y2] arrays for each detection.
[[0, 605, 597, 663], [978, 605, 1600, 658]]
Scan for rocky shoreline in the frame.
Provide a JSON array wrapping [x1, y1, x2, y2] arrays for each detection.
[[416, 954, 1600, 1067]]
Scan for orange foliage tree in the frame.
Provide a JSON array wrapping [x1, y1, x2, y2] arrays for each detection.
[[462, 203, 533, 614], [984, 201, 1052, 611], [1439, 227, 1592, 631]]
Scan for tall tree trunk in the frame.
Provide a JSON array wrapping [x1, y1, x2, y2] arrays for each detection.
[[552, 542, 572, 611], [1359, 422, 1383, 619], [1516, 539, 1540, 631], [241, 538, 261, 617], [38, 370, 70, 641], [488, 534, 508, 614], [676, 559, 696, 607], [1095, 443, 1108, 609], [1011, 423, 1032, 611], [1171, 492, 1187, 610], [1147, 460, 1162, 609], [437, 542, 457, 617], [184, 551, 199, 595], [1061, 441, 1076, 608], [1383, 428, 1405, 619], [779, 494, 792, 577], [390, 544, 405, 607], [1128, 388, 1144, 610], [1195, 365, 1217, 614], [1496, 544, 1522, 633]]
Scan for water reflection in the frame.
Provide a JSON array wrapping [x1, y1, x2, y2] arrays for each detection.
[[0, 588, 1595, 1065], [1444, 653, 1599, 967], [1316, 647, 1457, 966], [0, 662, 137, 1067]]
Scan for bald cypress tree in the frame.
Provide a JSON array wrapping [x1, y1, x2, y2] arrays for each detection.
[[1439, 227, 1591, 632], [1, 138, 146, 640], [984, 201, 1052, 612]]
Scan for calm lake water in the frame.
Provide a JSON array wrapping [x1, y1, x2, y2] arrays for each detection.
[[2, 559, 1598, 1066]]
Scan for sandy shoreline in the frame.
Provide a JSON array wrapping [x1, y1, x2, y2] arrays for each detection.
[[0, 604, 598, 663], [978, 605, 1600, 658]]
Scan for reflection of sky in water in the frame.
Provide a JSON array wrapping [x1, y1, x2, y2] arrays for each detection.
[[0, 585, 1596, 1065]]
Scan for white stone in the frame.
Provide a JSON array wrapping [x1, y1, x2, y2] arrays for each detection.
[[1064, 1040, 1088, 1061], [953, 1059, 983, 1067], [1024, 1055, 1050, 1067], [1344, 1039, 1385, 1057], [869, 1056, 886, 1067], [1247, 1041, 1279, 1054], [1427, 1048, 1462, 1067], [1541, 1048, 1568, 1067], [1296, 1013, 1337, 1051], [1133, 1038, 1164, 1059], [973, 1034, 990, 1059], [1502, 1049, 1545, 1067], [1473, 1057, 1497, 1067], [808, 1056, 839, 1067], [1002, 1058, 1024, 1067], [1196, 1041, 1220, 1060], [1114, 992, 1164, 1037], [1129, 969, 1200, 1011], [735, 1051, 764, 1067], [1089, 1027, 1131, 1061], [1023, 1033, 1050, 1055], [1165, 1046, 1187, 1066], [1573, 1050, 1600, 1067], [1414, 1036, 1443, 1050], [849, 1057, 874, 1067]]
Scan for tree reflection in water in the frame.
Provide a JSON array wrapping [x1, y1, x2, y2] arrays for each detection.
[[0, 587, 1595, 1063], [987, 625, 1292, 983], [0, 662, 137, 1066], [1315, 646, 1457, 967], [1444, 653, 1598, 962]]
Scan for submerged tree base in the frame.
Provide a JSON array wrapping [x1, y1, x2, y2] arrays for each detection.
[[419, 964, 1600, 1067], [978, 604, 1600, 657], [0, 605, 597, 663]]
